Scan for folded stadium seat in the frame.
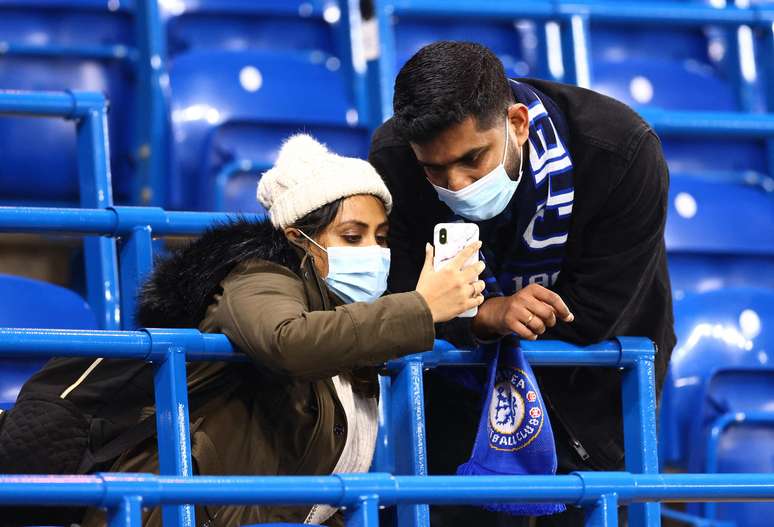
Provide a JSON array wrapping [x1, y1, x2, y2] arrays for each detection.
[[592, 59, 737, 112], [686, 368, 774, 527], [167, 49, 370, 211], [589, 20, 771, 179], [665, 175, 774, 297], [392, 16, 541, 78], [0, 0, 136, 205], [162, 0, 340, 59], [659, 288, 773, 471], [662, 296, 774, 527], [0, 273, 97, 409]]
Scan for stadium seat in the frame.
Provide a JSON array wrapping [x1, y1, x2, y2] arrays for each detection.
[[393, 17, 540, 78], [590, 24, 716, 66], [588, 15, 772, 178], [659, 288, 774, 470], [163, 0, 341, 58], [167, 49, 369, 211], [660, 137, 769, 177], [688, 368, 774, 527], [0, 0, 135, 205], [665, 176, 774, 295], [592, 59, 737, 112], [0, 273, 97, 409]]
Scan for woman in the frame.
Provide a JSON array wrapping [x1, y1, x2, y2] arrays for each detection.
[[81, 134, 485, 526]]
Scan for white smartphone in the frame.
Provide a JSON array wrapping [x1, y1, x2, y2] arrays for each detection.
[[433, 222, 481, 318]]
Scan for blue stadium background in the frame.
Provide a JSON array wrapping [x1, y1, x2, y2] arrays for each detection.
[[0, 1, 773, 526]]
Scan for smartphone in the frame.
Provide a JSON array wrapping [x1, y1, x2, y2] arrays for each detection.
[[433, 222, 481, 318]]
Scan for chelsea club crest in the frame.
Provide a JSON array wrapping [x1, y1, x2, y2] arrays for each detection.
[[487, 367, 544, 451]]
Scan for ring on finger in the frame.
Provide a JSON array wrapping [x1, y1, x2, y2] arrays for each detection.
[[525, 313, 534, 325]]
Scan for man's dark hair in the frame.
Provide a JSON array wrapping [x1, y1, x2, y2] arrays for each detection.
[[392, 41, 513, 144]]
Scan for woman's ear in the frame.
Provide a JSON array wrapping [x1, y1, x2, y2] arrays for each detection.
[[284, 227, 303, 244]]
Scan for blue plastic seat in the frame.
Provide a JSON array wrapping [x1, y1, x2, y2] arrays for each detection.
[[0, 274, 97, 409], [659, 288, 774, 469], [591, 56, 769, 176], [690, 370, 774, 527], [589, 19, 771, 177], [0, 1, 135, 204], [394, 17, 539, 77], [665, 176, 774, 295], [167, 49, 369, 211], [163, 0, 339, 59], [681, 367, 774, 526], [660, 138, 769, 176], [592, 59, 737, 112], [591, 24, 714, 66], [209, 124, 369, 213]]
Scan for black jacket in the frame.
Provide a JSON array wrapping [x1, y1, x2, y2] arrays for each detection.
[[369, 78, 676, 470]]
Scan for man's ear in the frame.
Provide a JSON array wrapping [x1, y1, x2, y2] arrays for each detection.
[[506, 103, 530, 146]]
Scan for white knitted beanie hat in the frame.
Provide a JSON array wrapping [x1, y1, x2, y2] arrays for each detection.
[[257, 134, 393, 228]]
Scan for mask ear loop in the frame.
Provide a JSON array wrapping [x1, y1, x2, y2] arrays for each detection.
[[502, 116, 510, 165], [504, 116, 524, 181], [296, 229, 328, 254]]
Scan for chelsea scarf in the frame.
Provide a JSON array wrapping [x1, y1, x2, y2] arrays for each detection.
[[456, 80, 574, 517]]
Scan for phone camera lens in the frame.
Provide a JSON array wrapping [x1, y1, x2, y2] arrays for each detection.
[[439, 228, 447, 244]]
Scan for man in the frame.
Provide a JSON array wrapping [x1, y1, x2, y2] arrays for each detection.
[[369, 41, 675, 526]]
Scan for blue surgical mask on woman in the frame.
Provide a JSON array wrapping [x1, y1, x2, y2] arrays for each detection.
[[298, 230, 390, 304], [431, 118, 523, 221]]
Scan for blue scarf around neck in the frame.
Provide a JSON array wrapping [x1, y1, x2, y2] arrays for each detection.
[[455, 81, 574, 517]]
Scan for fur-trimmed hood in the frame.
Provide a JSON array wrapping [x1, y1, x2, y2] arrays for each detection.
[[136, 217, 301, 329]]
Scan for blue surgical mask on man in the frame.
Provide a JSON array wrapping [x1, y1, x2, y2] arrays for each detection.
[[431, 118, 523, 221], [298, 230, 390, 304]]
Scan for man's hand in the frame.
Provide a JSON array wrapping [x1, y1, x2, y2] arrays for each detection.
[[472, 284, 574, 341]]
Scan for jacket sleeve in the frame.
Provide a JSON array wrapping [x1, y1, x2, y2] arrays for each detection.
[[368, 142, 478, 349], [542, 131, 670, 345], [208, 261, 435, 380]]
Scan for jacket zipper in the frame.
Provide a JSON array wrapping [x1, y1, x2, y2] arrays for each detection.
[[304, 504, 321, 524], [543, 393, 591, 463]]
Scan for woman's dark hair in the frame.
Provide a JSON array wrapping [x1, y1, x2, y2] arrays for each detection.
[[393, 41, 513, 144], [289, 197, 344, 238]]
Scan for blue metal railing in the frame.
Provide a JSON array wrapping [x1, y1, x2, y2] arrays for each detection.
[[0, 472, 772, 527], [0, 329, 772, 526], [0, 206, 772, 526], [0, 221, 656, 527], [133, 0, 170, 206], [0, 91, 120, 331]]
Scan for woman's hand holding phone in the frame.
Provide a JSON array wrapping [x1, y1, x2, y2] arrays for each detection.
[[415, 241, 485, 323]]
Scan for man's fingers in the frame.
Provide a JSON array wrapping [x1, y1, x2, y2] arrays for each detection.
[[524, 298, 557, 328], [526, 313, 546, 335], [504, 308, 540, 339], [509, 320, 538, 341], [531, 286, 573, 322], [512, 304, 546, 335], [450, 240, 483, 269]]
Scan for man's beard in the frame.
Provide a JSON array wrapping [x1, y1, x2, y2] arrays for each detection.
[[504, 139, 523, 182]]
